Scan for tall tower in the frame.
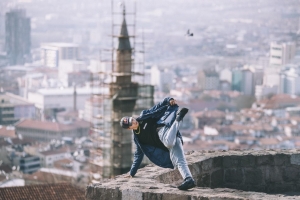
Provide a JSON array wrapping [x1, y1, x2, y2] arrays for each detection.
[[91, 2, 154, 179], [5, 9, 31, 65], [108, 6, 138, 176]]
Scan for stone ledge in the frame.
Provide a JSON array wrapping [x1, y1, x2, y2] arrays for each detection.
[[86, 149, 300, 200]]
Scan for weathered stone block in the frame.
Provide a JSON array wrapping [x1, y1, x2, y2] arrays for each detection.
[[256, 155, 274, 166], [282, 166, 300, 182], [272, 183, 294, 193], [161, 193, 190, 200], [190, 163, 201, 177], [240, 155, 255, 167], [265, 183, 276, 193], [212, 156, 223, 168], [224, 168, 243, 184], [274, 154, 290, 166], [249, 185, 266, 193], [202, 158, 213, 171], [157, 170, 182, 184], [244, 168, 262, 185], [122, 189, 143, 200], [291, 154, 300, 166], [143, 192, 162, 200], [210, 169, 224, 188], [197, 173, 210, 187], [223, 156, 240, 168], [86, 185, 121, 200], [264, 166, 282, 183]]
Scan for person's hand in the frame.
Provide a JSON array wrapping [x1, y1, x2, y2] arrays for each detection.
[[170, 99, 177, 106], [124, 174, 132, 178]]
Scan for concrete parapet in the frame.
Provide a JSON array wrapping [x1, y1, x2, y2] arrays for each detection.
[[86, 149, 300, 200]]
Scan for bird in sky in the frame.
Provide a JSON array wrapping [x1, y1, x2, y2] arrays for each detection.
[[186, 29, 193, 37]]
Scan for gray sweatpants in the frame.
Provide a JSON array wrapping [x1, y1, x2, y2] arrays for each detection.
[[158, 121, 192, 180]]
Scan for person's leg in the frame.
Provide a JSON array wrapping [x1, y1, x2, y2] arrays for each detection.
[[158, 120, 181, 149], [169, 137, 192, 179], [170, 137, 195, 190]]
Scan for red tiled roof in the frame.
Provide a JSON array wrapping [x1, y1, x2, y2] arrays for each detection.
[[0, 183, 85, 200], [0, 126, 16, 138], [192, 110, 226, 118], [258, 94, 300, 109], [15, 119, 89, 132], [259, 138, 279, 145], [39, 148, 69, 156]]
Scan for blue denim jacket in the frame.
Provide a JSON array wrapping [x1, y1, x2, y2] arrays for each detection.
[[129, 97, 182, 177]]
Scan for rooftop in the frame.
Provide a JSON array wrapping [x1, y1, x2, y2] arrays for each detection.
[[33, 87, 107, 96], [0, 183, 85, 200], [15, 119, 89, 132], [41, 42, 79, 48], [0, 126, 16, 138]]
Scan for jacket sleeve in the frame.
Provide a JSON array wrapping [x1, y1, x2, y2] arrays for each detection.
[[129, 139, 144, 177], [140, 97, 173, 116]]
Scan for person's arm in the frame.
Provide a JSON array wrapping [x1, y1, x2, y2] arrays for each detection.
[[140, 97, 175, 116], [129, 140, 144, 177]]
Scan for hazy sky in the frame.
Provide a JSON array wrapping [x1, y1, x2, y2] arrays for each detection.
[[1, 0, 299, 65]]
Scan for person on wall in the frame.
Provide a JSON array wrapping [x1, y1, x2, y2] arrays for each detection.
[[120, 97, 195, 190]]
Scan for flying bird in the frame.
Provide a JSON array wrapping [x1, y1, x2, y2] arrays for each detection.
[[186, 29, 193, 37]]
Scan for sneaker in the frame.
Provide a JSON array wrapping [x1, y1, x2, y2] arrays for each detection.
[[177, 177, 195, 190], [176, 108, 189, 121]]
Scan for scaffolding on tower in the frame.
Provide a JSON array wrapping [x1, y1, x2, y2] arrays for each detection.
[[90, 0, 154, 178]]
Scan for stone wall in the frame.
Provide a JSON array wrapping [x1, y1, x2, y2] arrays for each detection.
[[86, 149, 300, 200]]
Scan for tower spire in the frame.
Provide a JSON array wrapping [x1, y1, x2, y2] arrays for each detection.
[[118, 4, 131, 50]]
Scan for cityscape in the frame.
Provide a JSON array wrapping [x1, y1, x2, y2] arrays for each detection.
[[0, 0, 300, 198]]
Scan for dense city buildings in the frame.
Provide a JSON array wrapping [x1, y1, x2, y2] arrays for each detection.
[[0, 0, 300, 192], [0, 92, 35, 125]]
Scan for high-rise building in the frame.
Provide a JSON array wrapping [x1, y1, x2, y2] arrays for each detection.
[[41, 43, 80, 68], [5, 9, 31, 65], [231, 69, 242, 92], [279, 65, 300, 96], [151, 65, 174, 92], [197, 70, 219, 90], [269, 42, 296, 66], [241, 69, 254, 96]]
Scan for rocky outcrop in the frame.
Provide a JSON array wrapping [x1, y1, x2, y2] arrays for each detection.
[[86, 149, 300, 200]]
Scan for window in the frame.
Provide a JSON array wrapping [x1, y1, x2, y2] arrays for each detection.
[[272, 56, 281, 59], [272, 47, 281, 51]]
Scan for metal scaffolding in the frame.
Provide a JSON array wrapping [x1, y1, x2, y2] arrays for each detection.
[[90, 0, 154, 178]]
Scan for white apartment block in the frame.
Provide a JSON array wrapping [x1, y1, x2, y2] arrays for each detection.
[[280, 65, 300, 96], [41, 43, 80, 68], [219, 68, 232, 83], [58, 60, 88, 87], [27, 87, 106, 111], [151, 65, 174, 92], [38, 149, 71, 168], [255, 85, 278, 100], [269, 42, 296, 66], [198, 70, 219, 90], [15, 119, 89, 141]]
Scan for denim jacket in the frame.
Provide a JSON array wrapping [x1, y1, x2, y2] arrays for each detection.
[[129, 97, 183, 177]]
